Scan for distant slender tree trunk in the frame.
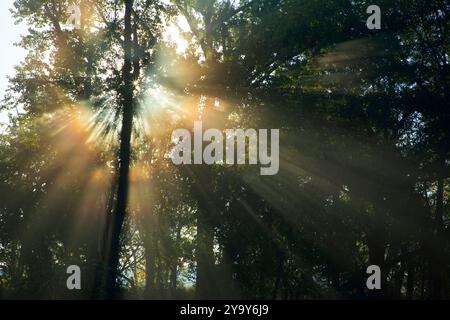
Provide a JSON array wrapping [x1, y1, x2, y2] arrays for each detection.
[[79, 0, 93, 100], [435, 177, 444, 235], [393, 263, 406, 299], [170, 226, 181, 298], [143, 229, 156, 298], [196, 200, 216, 298], [406, 262, 415, 300], [102, 0, 135, 298], [429, 176, 445, 299], [420, 259, 426, 299]]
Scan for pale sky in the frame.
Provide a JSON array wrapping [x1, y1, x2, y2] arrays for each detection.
[[0, 0, 27, 125]]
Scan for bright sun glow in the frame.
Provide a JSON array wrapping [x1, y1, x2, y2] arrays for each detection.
[[163, 15, 191, 54]]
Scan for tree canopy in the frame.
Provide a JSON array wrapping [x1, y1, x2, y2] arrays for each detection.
[[0, 0, 448, 299]]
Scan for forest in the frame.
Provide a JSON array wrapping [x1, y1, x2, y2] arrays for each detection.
[[0, 0, 448, 300]]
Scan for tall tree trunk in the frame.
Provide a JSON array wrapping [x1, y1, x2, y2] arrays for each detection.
[[102, 0, 135, 298], [190, 165, 217, 299]]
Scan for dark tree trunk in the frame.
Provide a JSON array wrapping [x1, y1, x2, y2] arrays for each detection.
[[190, 165, 217, 299], [102, 0, 135, 298]]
